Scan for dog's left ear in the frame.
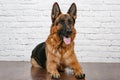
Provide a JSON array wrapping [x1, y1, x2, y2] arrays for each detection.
[[67, 3, 77, 20], [51, 2, 61, 23]]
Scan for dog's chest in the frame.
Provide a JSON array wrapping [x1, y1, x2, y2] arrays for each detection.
[[56, 47, 72, 62]]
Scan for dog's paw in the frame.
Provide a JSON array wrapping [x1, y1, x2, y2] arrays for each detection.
[[51, 72, 60, 79], [75, 73, 85, 79]]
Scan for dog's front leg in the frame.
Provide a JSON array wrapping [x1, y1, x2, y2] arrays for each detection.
[[47, 60, 60, 79], [66, 54, 85, 79], [72, 62, 85, 79]]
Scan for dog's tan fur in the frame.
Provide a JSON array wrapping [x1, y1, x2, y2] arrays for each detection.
[[31, 2, 85, 79], [45, 3, 83, 78]]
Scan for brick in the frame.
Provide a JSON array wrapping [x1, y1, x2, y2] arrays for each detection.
[[0, 0, 120, 62]]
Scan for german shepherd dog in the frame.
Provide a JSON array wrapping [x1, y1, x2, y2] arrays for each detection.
[[31, 2, 85, 79]]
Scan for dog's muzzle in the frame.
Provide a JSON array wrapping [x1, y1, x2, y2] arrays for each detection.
[[58, 28, 72, 45]]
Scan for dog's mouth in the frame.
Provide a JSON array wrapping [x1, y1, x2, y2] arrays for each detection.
[[57, 29, 72, 45], [63, 36, 71, 45]]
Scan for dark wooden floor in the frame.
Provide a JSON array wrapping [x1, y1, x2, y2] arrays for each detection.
[[0, 61, 119, 80]]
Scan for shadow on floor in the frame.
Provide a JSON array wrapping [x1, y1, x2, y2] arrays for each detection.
[[31, 66, 85, 80]]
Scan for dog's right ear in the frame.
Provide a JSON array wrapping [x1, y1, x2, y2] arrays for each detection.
[[51, 2, 61, 23], [67, 3, 77, 20]]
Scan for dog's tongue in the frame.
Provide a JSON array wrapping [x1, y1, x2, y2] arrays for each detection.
[[63, 36, 71, 45]]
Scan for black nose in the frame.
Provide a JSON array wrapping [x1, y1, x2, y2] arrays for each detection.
[[66, 29, 72, 35]]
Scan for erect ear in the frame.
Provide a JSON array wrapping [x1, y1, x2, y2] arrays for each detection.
[[67, 3, 77, 20], [51, 2, 61, 23]]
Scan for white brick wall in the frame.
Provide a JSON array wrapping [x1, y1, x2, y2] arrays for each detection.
[[0, 0, 120, 62]]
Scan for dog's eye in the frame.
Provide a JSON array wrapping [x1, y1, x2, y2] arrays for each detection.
[[59, 19, 65, 24], [68, 19, 72, 25], [56, 20, 65, 25]]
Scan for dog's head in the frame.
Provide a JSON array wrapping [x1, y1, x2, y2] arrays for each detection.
[[50, 2, 77, 45]]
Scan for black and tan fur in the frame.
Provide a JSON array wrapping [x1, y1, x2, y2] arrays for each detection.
[[31, 2, 85, 79]]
